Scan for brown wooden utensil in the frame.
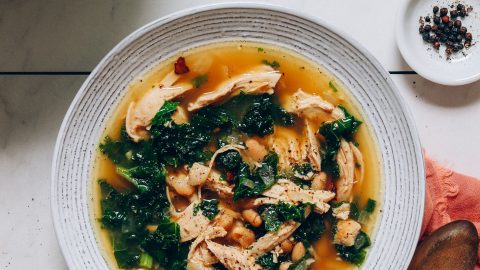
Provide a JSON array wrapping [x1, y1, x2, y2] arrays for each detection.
[[409, 220, 479, 270]]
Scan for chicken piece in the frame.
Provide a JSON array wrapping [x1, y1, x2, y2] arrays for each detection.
[[336, 139, 355, 202], [205, 241, 262, 270], [311, 172, 327, 191], [332, 202, 351, 220], [175, 203, 211, 242], [126, 71, 194, 141], [167, 171, 196, 197], [188, 66, 281, 111], [188, 225, 227, 259], [350, 142, 365, 184], [334, 219, 362, 246], [245, 137, 268, 163], [288, 89, 334, 119], [249, 220, 301, 256], [266, 129, 304, 171], [305, 121, 321, 171], [188, 243, 218, 270], [203, 171, 234, 199], [171, 105, 189, 124], [262, 179, 335, 214]]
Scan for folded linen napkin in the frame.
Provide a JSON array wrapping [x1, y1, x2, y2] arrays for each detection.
[[421, 155, 480, 268]]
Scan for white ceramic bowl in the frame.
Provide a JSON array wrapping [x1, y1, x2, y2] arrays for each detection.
[[52, 4, 425, 270], [396, 0, 480, 85]]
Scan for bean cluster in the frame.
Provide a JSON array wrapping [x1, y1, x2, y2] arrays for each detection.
[[419, 4, 474, 55]]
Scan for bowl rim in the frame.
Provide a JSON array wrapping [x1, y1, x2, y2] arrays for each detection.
[[395, 0, 480, 86], [51, 2, 425, 269]]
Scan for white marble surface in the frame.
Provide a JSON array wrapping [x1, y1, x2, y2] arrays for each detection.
[[0, 0, 479, 269]]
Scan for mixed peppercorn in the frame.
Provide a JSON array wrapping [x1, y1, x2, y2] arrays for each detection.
[[419, 3, 474, 56]]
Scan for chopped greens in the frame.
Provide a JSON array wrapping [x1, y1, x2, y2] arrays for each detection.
[[191, 75, 208, 88], [328, 80, 339, 92], [193, 199, 220, 220], [257, 47, 265, 52], [319, 105, 362, 178], [233, 152, 279, 200], [293, 212, 325, 246], [262, 59, 280, 69], [149, 101, 232, 167], [260, 202, 306, 231], [239, 94, 294, 136], [335, 231, 371, 265], [256, 253, 278, 270]]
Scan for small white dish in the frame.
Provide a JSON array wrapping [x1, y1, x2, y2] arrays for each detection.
[[396, 0, 480, 85]]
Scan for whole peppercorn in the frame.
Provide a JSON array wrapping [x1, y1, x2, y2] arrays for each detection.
[[452, 27, 459, 34], [447, 21, 454, 28], [460, 26, 467, 35], [450, 10, 458, 18], [440, 7, 448, 16], [456, 34, 463, 42], [442, 16, 450, 24], [431, 25, 439, 32], [444, 27, 451, 34], [438, 23, 445, 30], [453, 43, 464, 51], [422, 32, 431, 41], [440, 35, 448, 43], [446, 47, 454, 54], [430, 34, 438, 42], [465, 32, 473, 41], [454, 20, 462, 28], [433, 6, 439, 13], [465, 41, 471, 48], [424, 24, 432, 32], [448, 34, 457, 41], [425, 16, 431, 22], [446, 41, 454, 48], [457, 4, 464, 11], [419, 26, 425, 33], [433, 16, 441, 24], [458, 10, 465, 17], [433, 41, 441, 49]]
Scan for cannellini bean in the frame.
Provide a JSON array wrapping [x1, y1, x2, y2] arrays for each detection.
[[279, 262, 293, 270], [215, 212, 234, 231], [245, 138, 268, 162], [280, 239, 294, 253], [228, 222, 256, 248], [291, 242, 306, 262], [188, 163, 210, 186], [311, 172, 327, 190], [242, 209, 263, 228]]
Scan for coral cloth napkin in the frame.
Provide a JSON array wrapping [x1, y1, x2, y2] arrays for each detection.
[[421, 156, 480, 268]]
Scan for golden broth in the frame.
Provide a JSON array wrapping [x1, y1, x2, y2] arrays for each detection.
[[92, 42, 382, 270]]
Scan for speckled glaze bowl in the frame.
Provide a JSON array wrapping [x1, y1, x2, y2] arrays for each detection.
[[51, 4, 425, 270]]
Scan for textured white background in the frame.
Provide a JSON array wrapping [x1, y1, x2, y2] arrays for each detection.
[[0, 0, 479, 269]]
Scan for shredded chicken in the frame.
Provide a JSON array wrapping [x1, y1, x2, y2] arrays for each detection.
[[188, 226, 227, 259], [249, 220, 300, 256], [188, 66, 281, 111], [206, 241, 262, 270], [305, 121, 321, 171], [175, 203, 211, 242], [332, 202, 351, 220], [262, 179, 335, 214], [126, 71, 194, 141], [336, 139, 355, 202], [334, 219, 362, 246]]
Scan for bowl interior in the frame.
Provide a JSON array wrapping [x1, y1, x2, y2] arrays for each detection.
[[52, 5, 425, 270]]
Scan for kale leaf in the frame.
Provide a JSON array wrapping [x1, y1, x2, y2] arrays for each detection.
[[141, 219, 181, 266], [239, 94, 294, 137], [293, 212, 325, 246], [260, 202, 306, 231], [193, 199, 220, 220], [216, 150, 243, 172], [233, 152, 279, 200], [319, 105, 362, 178], [256, 253, 279, 270], [149, 102, 233, 167], [335, 231, 371, 265], [261, 59, 280, 69]]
